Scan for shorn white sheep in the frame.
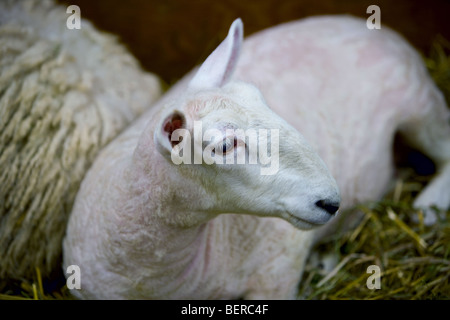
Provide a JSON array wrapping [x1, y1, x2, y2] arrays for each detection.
[[0, 0, 162, 282], [63, 16, 450, 299]]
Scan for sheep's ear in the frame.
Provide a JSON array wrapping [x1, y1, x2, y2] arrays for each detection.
[[189, 18, 243, 90], [154, 111, 186, 157]]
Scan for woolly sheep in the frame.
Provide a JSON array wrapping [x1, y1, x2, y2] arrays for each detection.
[[63, 16, 450, 299], [0, 0, 162, 282]]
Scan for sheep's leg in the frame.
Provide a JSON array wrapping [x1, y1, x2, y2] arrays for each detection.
[[414, 163, 450, 224], [399, 86, 450, 225]]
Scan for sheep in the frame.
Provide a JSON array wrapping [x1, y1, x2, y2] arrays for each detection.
[[63, 16, 450, 299], [0, 0, 162, 282]]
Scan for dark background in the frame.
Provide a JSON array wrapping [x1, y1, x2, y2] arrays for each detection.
[[57, 0, 450, 85]]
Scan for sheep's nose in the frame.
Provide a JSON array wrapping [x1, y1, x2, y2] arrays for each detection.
[[315, 199, 340, 215]]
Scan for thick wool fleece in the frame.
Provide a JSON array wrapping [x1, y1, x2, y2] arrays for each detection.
[[0, 0, 162, 281]]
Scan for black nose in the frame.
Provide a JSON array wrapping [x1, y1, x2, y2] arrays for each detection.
[[315, 200, 340, 215]]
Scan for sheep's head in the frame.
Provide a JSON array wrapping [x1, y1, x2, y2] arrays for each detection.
[[153, 19, 340, 230]]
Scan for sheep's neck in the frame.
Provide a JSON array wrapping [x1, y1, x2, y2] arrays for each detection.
[[106, 156, 214, 297]]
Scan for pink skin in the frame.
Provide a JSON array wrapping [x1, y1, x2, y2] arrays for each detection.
[[63, 16, 450, 299]]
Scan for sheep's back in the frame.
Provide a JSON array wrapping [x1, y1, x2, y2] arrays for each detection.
[[236, 15, 433, 208]]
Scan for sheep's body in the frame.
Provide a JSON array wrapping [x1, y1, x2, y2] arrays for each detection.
[[64, 16, 450, 299], [237, 16, 450, 236], [0, 0, 162, 281]]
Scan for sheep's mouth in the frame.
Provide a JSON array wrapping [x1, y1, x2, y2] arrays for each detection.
[[284, 212, 325, 230]]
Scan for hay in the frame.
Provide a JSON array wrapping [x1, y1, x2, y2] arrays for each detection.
[[1, 37, 449, 301], [425, 36, 450, 106], [298, 171, 450, 300], [0, 267, 73, 300]]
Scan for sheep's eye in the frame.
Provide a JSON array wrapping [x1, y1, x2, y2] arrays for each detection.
[[222, 137, 232, 154], [220, 137, 237, 155]]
